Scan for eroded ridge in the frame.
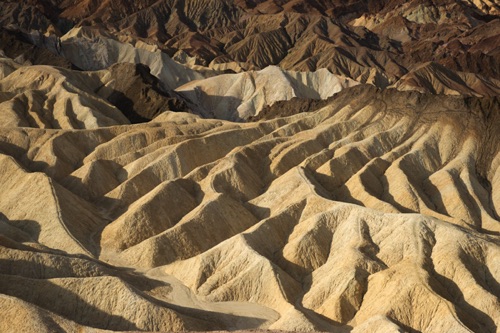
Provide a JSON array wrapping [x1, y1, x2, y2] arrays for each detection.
[[0, 86, 498, 332]]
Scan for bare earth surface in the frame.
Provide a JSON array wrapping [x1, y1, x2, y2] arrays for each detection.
[[0, 85, 498, 332], [0, 1, 499, 333]]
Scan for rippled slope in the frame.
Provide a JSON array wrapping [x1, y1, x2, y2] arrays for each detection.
[[0, 86, 498, 332]]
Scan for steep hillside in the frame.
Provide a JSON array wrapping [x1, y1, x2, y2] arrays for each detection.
[[0, 86, 498, 332], [0, 1, 499, 332], [176, 66, 358, 121], [1, 0, 499, 86], [0, 56, 190, 128]]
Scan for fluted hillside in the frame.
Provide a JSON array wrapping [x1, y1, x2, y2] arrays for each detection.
[[2, 0, 499, 86], [0, 86, 498, 332]]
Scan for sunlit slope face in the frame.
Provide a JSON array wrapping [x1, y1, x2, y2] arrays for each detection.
[[0, 0, 499, 332], [0, 85, 498, 332], [0, 59, 194, 129]]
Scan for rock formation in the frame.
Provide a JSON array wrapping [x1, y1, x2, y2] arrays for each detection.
[[0, 85, 498, 332], [176, 66, 358, 121], [0, 1, 499, 332]]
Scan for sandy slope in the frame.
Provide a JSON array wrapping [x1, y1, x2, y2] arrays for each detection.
[[0, 57, 193, 129], [0, 1, 499, 332], [0, 85, 498, 332]]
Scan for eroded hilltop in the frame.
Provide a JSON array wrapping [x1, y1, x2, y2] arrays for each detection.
[[0, 86, 499, 332], [0, 0, 499, 332], [2, 0, 500, 81]]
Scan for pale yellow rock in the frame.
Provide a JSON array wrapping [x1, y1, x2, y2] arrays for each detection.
[[0, 64, 129, 129], [0, 85, 498, 332], [176, 66, 358, 120]]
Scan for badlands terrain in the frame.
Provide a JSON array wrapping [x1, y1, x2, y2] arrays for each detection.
[[0, 0, 499, 332]]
